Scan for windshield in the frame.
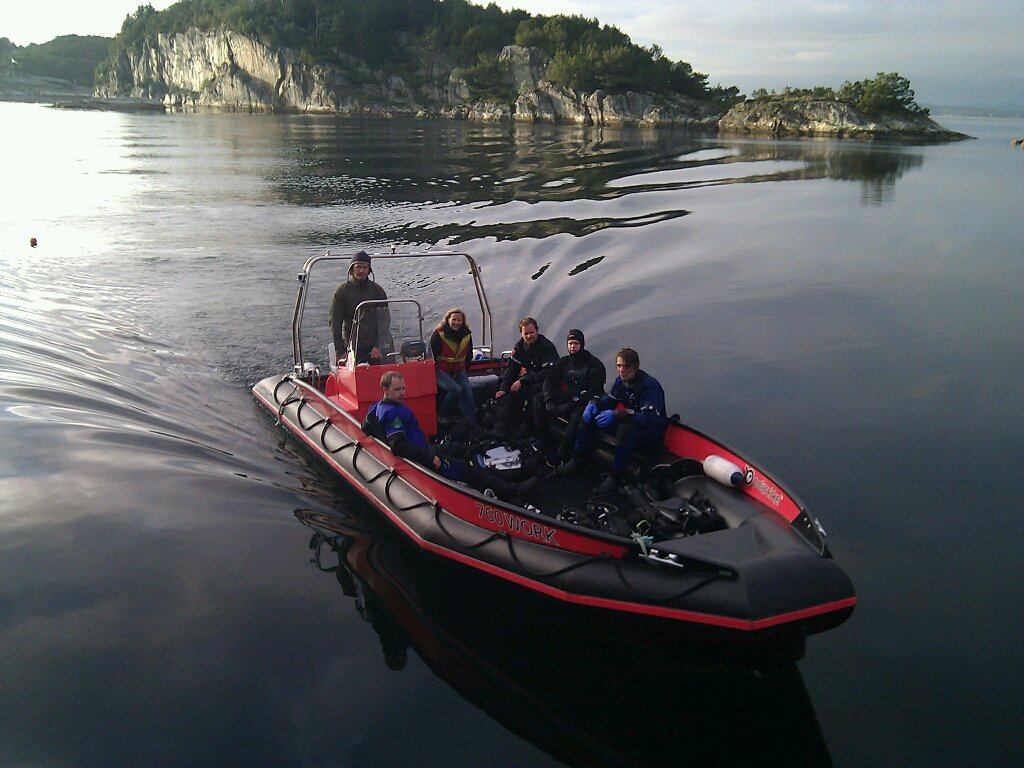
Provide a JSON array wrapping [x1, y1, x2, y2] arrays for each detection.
[[348, 299, 426, 368]]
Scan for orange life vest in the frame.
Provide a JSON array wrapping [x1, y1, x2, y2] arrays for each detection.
[[436, 328, 472, 374]]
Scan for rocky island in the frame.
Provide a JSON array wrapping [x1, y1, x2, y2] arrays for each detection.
[[94, 26, 964, 140], [95, 28, 721, 128], [719, 99, 957, 140], [6, 0, 966, 141], [718, 83, 967, 141]]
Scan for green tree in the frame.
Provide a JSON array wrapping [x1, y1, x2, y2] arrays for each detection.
[[458, 51, 513, 100], [1, 37, 15, 74], [3, 35, 111, 84], [837, 72, 928, 116]]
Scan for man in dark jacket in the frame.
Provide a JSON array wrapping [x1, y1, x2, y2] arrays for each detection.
[[328, 250, 391, 365], [558, 347, 668, 494], [367, 372, 536, 502], [493, 316, 559, 437], [541, 328, 606, 455]]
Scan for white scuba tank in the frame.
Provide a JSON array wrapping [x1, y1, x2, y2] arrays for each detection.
[[703, 455, 743, 487]]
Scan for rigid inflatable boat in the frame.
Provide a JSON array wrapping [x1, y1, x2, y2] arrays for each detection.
[[253, 251, 856, 640]]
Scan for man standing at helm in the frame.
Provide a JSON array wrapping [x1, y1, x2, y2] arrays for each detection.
[[328, 250, 391, 365]]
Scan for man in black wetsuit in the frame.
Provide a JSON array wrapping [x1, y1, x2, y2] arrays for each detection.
[[541, 328, 606, 455], [492, 316, 559, 438]]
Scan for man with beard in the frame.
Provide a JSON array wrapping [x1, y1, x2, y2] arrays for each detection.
[[492, 316, 559, 438], [328, 250, 391, 365], [541, 328, 606, 456], [557, 347, 668, 495]]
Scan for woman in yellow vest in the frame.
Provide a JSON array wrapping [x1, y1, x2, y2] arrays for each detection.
[[429, 308, 476, 421]]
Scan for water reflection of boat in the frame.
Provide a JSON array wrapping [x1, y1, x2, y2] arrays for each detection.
[[254, 251, 855, 641], [298, 508, 834, 768]]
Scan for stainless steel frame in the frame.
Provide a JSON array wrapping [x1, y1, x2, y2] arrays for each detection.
[[291, 250, 494, 377]]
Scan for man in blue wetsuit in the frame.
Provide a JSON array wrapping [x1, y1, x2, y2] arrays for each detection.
[[366, 371, 536, 502], [557, 347, 668, 494]]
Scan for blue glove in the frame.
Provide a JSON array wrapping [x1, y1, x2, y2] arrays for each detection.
[[596, 409, 616, 429], [582, 402, 598, 423]]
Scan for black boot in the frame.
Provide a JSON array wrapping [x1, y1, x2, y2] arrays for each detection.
[[481, 474, 537, 505], [512, 476, 539, 504], [592, 474, 621, 495], [555, 455, 584, 476]]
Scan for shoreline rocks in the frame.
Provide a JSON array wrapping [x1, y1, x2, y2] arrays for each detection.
[[52, 97, 165, 112], [87, 29, 721, 129], [718, 97, 969, 141], [0, 73, 92, 103]]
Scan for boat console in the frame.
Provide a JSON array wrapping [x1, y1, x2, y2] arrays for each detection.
[[325, 358, 438, 436]]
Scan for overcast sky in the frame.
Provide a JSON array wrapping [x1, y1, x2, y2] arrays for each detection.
[[4, 0, 1022, 109]]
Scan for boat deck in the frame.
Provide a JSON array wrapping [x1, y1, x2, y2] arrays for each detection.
[[436, 408, 739, 541]]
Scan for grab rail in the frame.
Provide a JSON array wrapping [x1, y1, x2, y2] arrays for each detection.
[[292, 250, 493, 377]]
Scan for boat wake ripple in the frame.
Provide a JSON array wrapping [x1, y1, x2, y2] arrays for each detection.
[[0, 258, 321, 525]]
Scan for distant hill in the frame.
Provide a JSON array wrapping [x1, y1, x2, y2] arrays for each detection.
[[0, 35, 111, 86], [927, 105, 1024, 119]]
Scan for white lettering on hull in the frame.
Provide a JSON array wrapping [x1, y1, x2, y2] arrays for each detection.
[[744, 464, 784, 507], [475, 502, 559, 545]]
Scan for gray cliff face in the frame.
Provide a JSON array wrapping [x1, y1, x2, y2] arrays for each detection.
[[719, 98, 967, 140], [96, 28, 419, 113], [512, 80, 719, 127], [95, 30, 721, 126]]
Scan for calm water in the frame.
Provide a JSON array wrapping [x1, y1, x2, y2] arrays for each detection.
[[1, 102, 1022, 767]]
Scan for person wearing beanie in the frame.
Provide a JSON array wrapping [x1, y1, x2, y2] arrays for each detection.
[[541, 328, 606, 455], [328, 250, 391, 365]]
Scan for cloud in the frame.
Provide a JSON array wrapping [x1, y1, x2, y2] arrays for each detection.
[[792, 51, 836, 63], [493, 0, 1024, 106]]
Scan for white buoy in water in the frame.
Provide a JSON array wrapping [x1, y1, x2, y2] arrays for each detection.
[[703, 455, 743, 487]]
